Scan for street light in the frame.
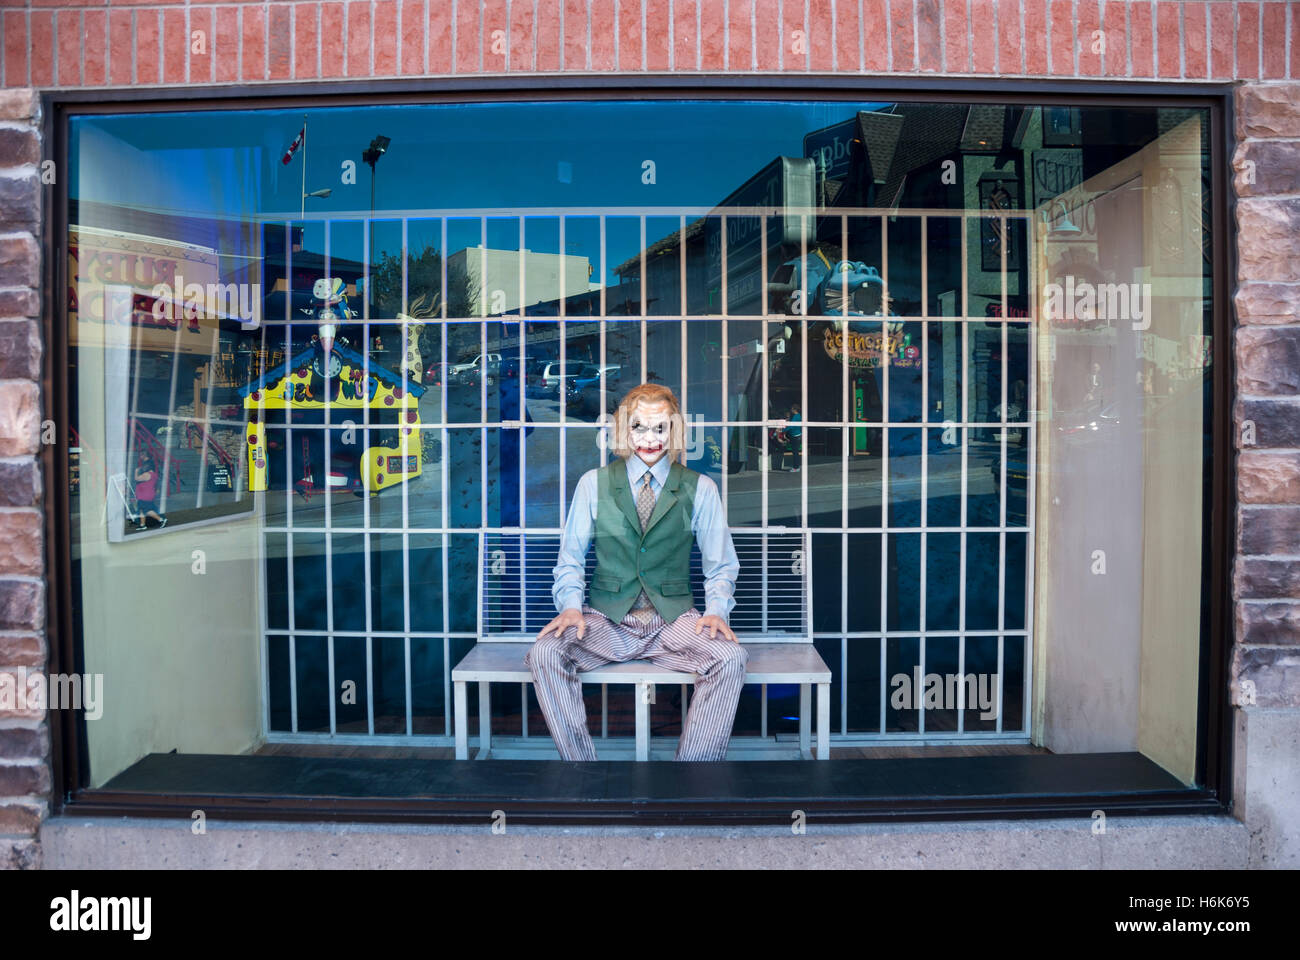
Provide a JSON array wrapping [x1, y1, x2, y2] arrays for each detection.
[[303, 188, 332, 200], [361, 136, 391, 316], [362, 135, 391, 214]]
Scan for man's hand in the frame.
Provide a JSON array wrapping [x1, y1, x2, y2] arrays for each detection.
[[538, 607, 585, 641], [695, 613, 737, 643]]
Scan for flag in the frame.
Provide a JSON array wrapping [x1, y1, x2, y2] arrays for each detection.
[[281, 125, 305, 165]]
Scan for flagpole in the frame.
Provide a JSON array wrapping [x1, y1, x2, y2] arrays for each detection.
[[300, 116, 307, 221]]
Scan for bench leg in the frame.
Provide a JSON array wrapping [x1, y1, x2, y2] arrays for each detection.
[[799, 683, 811, 758], [635, 682, 650, 761], [477, 681, 492, 759], [817, 682, 830, 760], [454, 680, 468, 760]]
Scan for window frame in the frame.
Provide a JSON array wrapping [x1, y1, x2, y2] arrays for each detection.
[[42, 76, 1236, 824]]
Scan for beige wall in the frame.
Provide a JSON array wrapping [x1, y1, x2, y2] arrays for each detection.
[[76, 334, 264, 789], [1033, 117, 1205, 784]]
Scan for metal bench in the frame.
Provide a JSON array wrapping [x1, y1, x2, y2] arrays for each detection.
[[451, 529, 831, 761]]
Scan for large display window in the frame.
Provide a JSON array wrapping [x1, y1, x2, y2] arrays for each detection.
[[50, 87, 1230, 820]]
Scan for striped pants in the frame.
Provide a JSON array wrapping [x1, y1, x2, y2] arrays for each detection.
[[525, 604, 749, 761]]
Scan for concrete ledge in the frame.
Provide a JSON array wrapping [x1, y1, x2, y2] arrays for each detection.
[[40, 813, 1248, 869]]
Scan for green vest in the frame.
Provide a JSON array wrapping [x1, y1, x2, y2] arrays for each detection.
[[588, 459, 700, 624]]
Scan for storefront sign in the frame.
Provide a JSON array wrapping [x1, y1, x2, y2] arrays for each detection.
[[822, 327, 920, 368]]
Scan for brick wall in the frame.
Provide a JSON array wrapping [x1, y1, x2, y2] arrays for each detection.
[[0, 86, 44, 871], [0, 0, 1297, 84], [0, 1, 1296, 869], [1233, 85, 1300, 705]]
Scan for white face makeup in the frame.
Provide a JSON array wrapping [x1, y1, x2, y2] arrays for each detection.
[[626, 399, 673, 466]]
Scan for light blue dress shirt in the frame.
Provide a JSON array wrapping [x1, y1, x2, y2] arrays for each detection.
[[553, 454, 740, 621]]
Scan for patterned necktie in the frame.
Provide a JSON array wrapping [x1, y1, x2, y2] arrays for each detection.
[[629, 472, 656, 620]]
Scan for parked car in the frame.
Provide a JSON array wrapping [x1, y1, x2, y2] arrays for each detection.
[[422, 361, 453, 386], [450, 352, 501, 377]]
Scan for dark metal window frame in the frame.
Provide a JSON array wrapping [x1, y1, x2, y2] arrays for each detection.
[[41, 75, 1236, 825]]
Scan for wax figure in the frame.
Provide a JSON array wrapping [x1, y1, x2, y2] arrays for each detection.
[[526, 383, 745, 761]]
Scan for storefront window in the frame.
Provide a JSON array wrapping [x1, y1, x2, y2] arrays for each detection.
[[63, 96, 1218, 808]]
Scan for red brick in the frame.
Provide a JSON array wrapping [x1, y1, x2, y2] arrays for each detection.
[[676, 0, 700, 69], [136, 8, 160, 84], [455, 0, 477, 72], [31, 12, 55, 87], [1131, 0, 1153, 76], [3, 12, 27, 88], [537, 0, 561, 70], [808, 0, 832, 70], [56, 11, 81, 87], [1024, 0, 1048, 73], [187, 7, 212, 83], [1156, 0, 1180, 76], [0, 512, 42, 578], [0, 801, 43, 836], [400, 0, 424, 74], [509, 0, 534, 71], [647, 0, 671, 70], [1184, 1, 1206, 77], [1077, 0, 1101, 75], [1237, 1, 1260, 78], [0, 172, 38, 231], [344, 1, 368, 76], [595, 0, 618, 69], [621, 0, 644, 70], [163, 8, 187, 84], [269, 6, 293, 80], [726, 0, 749, 72], [83, 8, 106, 85], [1263, 1, 1286, 77], [782, 0, 805, 70], [429, 0, 453, 72], [700, 0, 724, 70], [0, 318, 40, 379], [1049, 0, 1073, 73], [943, 0, 969, 72], [1101, 0, 1127, 75], [970, 0, 994, 72], [889, 0, 915, 71], [1292, 2, 1300, 78], [373, 0, 397, 75], [295, 3, 319, 78], [562, 0, 584, 69], [916, 0, 940, 70], [755, 0, 780, 70], [0, 580, 42, 632], [996, 0, 1021, 73], [0, 462, 39, 509], [242, 4, 266, 80], [0, 238, 38, 295], [0, 762, 49, 798], [108, 9, 132, 84], [862, 0, 886, 70], [1209, 0, 1232, 77]]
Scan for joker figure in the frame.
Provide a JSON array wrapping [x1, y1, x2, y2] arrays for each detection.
[[527, 383, 745, 761]]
